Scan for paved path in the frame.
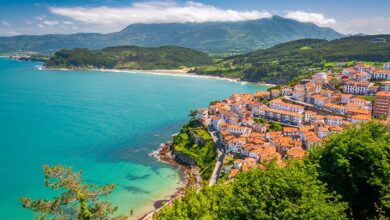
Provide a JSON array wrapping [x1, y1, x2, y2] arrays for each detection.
[[207, 125, 226, 186]]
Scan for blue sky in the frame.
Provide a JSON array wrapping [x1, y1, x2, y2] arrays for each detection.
[[0, 0, 389, 36]]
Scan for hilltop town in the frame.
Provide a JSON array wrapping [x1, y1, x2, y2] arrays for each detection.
[[193, 62, 390, 180]]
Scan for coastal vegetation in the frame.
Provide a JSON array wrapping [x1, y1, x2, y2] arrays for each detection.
[[20, 164, 127, 220], [193, 35, 390, 84], [156, 122, 390, 219], [306, 121, 390, 219], [171, 120, 217, 181], [155, 161, 348, 219], [45, 46, 213, 70], [18, 54, 50, 62]]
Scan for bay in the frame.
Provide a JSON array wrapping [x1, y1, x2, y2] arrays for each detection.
[[0, 58, 267, 219]]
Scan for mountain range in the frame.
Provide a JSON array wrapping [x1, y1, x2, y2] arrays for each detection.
[[0, 16, 343, 54]]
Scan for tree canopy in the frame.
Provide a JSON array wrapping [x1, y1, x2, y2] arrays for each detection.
[[20, 164, 127, 220], [306, 121, 390, 219], [45, 46, 213, 70], [155, 162, 348, 220]]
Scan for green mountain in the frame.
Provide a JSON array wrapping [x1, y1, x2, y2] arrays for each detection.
[[45, 45, 213, 69], [0, 16, 343, 54], [194, 34, 390, 84]]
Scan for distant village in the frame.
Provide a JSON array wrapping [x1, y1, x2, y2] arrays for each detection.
[[194, 62, 390, 179]]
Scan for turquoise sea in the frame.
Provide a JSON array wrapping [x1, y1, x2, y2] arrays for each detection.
[[0, 58, 267, 219]]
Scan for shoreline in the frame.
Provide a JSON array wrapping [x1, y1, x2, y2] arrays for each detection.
[[140, 142, 196, 220], [42, 66, 276, 87]]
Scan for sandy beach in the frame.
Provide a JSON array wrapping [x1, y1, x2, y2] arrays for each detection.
[[41, 65, 276, 87], [140, 142, 200, 220]]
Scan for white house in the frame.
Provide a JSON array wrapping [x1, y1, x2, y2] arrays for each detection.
[[304, 111, 318, 123], [269, 99, 305, 114], [324, 115, 344, 126], [281, 86, 293, 96], [250, 103, 266, 117], [315, 72, 327, 80], [339, 94, 353, 104], [372, 70, 390, 80], [323, 103, 346, 115], [351, 115, 371, 124], [261, 107, 303, 126], [312, 94, 327, 107], [343, 81, 371, 95], [354, 63, 375, 73], [227, 137, 247, 154], [211, 116, 225, 131], [195, 108, 208, 121], [226, 124, 252, 136], [380, 81, 390, 92], [219, 110, 240, 125], [383, 62, 390, 70]]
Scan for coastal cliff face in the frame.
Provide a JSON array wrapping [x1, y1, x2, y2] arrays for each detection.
[[170, 120, 217, 180], [171, 148, 197, 167], [172, 129, 206, 167]]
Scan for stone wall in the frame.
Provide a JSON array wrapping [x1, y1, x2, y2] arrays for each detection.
[[189, 130, 207, 145]]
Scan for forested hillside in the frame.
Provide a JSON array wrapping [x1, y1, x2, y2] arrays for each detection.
[[194, 35, 390, 84], [45, 46, 213, 69]]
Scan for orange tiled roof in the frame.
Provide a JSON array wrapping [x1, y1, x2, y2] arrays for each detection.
[[347, 109, 371, 115], [305, 110, 318, 115], [283, 127, 299, 132], [263, 107, 303, 117], [229, 169, 239, 178], [374, 70, 390, 74], [351, 114, 371, 120], [312, 93, 328, 100], [376, 91, 390, 97], [344, 81, 370, 86], [270, 99, 304, 109], [287, 147, 306, 159], [325, 115, 344, 119], [324, 103, 345, 109], [329, 126, 343, 132]]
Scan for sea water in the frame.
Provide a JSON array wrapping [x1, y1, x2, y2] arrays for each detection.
[[0, 58, 267, 219]]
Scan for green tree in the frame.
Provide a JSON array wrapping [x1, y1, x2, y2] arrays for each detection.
[[306, 122, 390, 219], [269, 121, 283, 131], [20, 164, 127, 220], [155, 162, 347, 219]]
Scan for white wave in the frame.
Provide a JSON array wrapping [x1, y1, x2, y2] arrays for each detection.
[[35, 65, 44, 70]]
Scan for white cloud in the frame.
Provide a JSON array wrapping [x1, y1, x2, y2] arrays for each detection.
[[331, 17, 390, 34], [62, 20, 74, 25], [285, 11, 336, 26], [49, 1, 271, 25], [35, 15, 46, 21], [42, 20, 59, 26], [1, 21, 10, 26], [7, 30, 20, 35]]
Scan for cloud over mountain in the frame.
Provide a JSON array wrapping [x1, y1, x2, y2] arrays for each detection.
[[285, 11, 336, 26], [50, 1, 272, 25]]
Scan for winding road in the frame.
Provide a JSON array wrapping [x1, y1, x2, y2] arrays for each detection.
[[207, 125, 226, 186]]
